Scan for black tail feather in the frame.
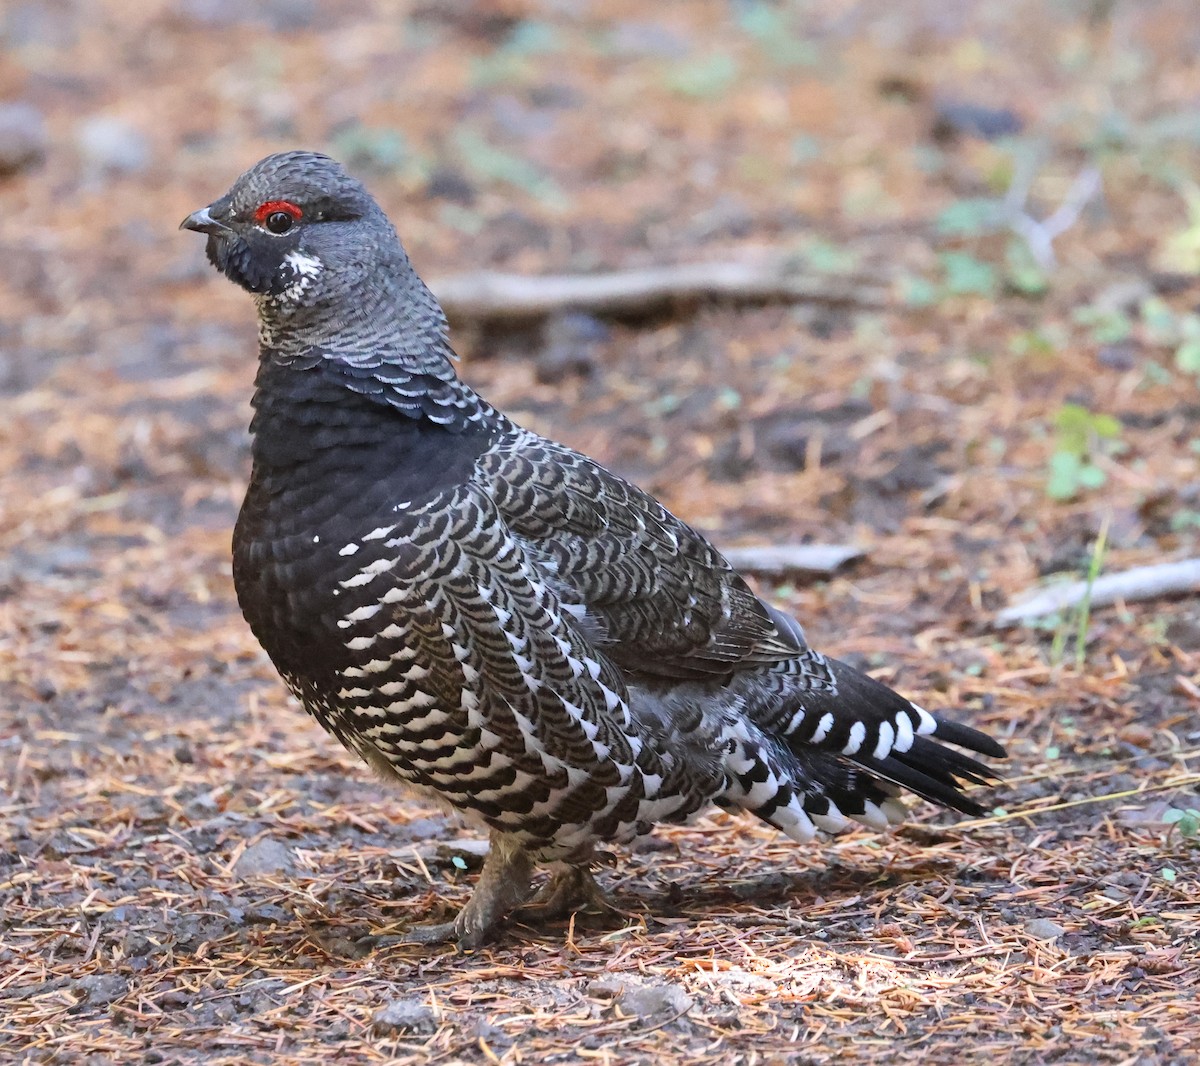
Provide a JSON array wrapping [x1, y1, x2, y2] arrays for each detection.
[[772, 657, 1007, 818], [852, 747, 993, 815], [928, 715, 1008, 760]]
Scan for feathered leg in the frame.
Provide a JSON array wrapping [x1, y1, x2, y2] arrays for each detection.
[[512, 861, 620, 924], [403, 831, 535, 949]]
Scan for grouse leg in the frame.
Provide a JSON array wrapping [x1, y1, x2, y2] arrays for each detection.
[[401, 831, 535, 949], [511, 863, 622, 924]]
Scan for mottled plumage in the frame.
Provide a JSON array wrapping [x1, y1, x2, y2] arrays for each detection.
[[182, 152, 1005, 947]]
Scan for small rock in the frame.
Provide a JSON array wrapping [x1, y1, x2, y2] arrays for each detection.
[[1024, 917, 1066, 940], [1092, 277, 1154, 314], [535, 312, 608, 384], [0, 103, 47, 177], [425, 166, 476, 205], [607, 21, 690, 58], [77, 116, 150, 175], [33, 676, 57, 701], [233, 838, 294, 879], [932, 100, 1023, 143], [180, 0, 317, 30], [372, 997, 439, 1036], [77, 973, 128, 1006], [1118, 799, 1175, 828], [588, 977, 693, 1020], [1096, 341, 1139, 371], [1165, 616, 1200, 652], [242, 902, 289, 925], [1117, 723, 1155, 749]]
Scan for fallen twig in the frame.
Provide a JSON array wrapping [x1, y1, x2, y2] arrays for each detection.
[[719, 543, 866, 577], [995, 557, 1200, 625], [1006, 163, 1102, 270], [429, 257, 891, 325]]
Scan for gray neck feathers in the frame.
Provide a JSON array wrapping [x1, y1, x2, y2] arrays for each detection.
[[257, 251, 456, 376], [253, 232, 486, 429]]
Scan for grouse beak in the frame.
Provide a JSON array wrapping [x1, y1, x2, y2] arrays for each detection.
[[179, 205, 230, 236]]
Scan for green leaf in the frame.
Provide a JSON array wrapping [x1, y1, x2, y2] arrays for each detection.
[[940, 252, 998, 297], [1176, 339, 1200, 374], [1161, 866, 1177, 882], [1005, 239, 1049, 296], [1077, 463, 1107, 490], [1075, 306, 1133, 344], [738, 6, 817, 66], [505, 20, 560, 54], [1140, 296, 1178, 344], [1055, 403, 1093, 451], [664, 53, 739, 98], [937, 198, 1003, 236], [1047, 451, 1084, 500], [898, 276, 938, 308]]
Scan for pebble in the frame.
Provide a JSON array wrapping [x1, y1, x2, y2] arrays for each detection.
[[0, 103, 47, 177], [77, 116, 150, 175], [77, 973, 129, 1007], [535, 312, 608, 384], [1024, 917, 1066, 940], [932, 100, 1023, 142], [180, 0, 317, 31], [372, 998, 439, 1035], [232, 837, 294, 878], [588, 977, 693, 1020]]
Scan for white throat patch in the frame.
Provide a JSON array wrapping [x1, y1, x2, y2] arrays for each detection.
[[275, 250, 323, 303]]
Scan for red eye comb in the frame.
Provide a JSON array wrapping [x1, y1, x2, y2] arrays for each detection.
[[253, 200, 303, 223]]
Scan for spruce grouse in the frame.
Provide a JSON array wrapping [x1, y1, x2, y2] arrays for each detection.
[[181, 151, 1005, 948]]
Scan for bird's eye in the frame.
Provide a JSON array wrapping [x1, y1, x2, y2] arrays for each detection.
[[253, 199, 303, 234]]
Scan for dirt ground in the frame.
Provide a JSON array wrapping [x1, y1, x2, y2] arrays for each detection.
[[2, 1, 1199, 1063]]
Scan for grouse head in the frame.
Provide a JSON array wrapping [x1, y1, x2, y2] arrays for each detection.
[[179, 150, 406, 307], [182, 151, 468, 419]]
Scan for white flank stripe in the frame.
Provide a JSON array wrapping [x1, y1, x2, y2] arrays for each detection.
[[910, 703, 938, 734], [809, 712, 835, 744], [772, 804, 817, 843], [872, 721, 895, 760], [812, 806, 850, 834], [843, 720, 867, 755], [856, 800, 890, 831]]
